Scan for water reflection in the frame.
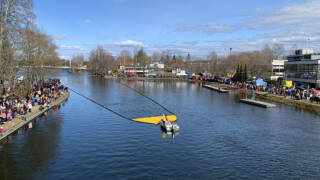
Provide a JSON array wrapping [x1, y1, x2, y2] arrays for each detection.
[[161, 129, 179, 139], [0, 106, 64, 179]]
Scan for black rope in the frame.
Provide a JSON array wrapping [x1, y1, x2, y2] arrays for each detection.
[[69, 88, 133, 121], [117, 80, 176, 115]]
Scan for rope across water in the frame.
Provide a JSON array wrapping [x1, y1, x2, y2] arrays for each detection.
[[68, 79, 176, 121], [69, 88, 133, 121], [117, 80, 175, 115]]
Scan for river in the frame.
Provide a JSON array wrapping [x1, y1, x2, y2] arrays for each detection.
[[1, 71, 320, 179]]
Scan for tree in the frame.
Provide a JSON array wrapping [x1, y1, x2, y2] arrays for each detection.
[[71, 55, 84, 68], [117, 50, 132, 63], [88, 46, 115, 76], [185, 53, 191, 71], [151, 52, 160, 63], [177, 56, 184, 63], [236, 64, 240, 82], [134, 49, 148, 67], [244, 64, 248, 82], [240, 64, 243, 82], [21, 29, 59, 92], [272, 44, 285, 59], [0, 0, 34, 94], [172, 55, 177, 64]]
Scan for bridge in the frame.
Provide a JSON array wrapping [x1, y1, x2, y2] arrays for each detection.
[[37, 65, 87, 70]]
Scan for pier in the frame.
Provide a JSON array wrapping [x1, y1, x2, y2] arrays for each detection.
[[0, 92, 70, 142], [203, 84, 230, 93], [240, 98, 276, 108]]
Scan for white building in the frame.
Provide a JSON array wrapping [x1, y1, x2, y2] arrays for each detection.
[[172, 62, 187, 77], [271, 59, 287, 80], [150, 62, 164, 69]]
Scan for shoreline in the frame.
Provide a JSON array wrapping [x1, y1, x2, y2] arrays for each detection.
[[255, 91, 320, 114], [0, 91, 70, 142], [104, 76, 320, 115]]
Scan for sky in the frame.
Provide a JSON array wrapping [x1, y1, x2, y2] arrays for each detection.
[[34, 0, 320, 59]]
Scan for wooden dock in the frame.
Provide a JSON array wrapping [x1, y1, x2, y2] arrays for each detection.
[[203, 84, 229, 93], [240, 98, 276, 108], [0, 92, 70, 142]]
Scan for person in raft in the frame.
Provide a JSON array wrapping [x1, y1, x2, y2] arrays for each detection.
[[162, 114, 170, 123]]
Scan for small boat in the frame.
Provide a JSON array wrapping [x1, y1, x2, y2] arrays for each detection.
[[160, 119, 180, 132]]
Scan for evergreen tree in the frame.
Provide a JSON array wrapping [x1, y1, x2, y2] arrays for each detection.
[[236, 64, 240, 82], [239, 64, 243, 82], [172, 55, 177, 64], [244, 64, 248, 82]]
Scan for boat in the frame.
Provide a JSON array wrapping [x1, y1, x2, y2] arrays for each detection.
[[160, 118, 180, 132]]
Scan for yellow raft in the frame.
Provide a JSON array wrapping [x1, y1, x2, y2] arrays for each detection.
[[132, 115, 177, 125]]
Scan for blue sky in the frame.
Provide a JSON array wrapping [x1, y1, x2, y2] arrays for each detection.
[[34, 0, 318, 59]]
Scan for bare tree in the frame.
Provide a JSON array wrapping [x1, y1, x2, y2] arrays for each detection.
[[0, 0, 34, 95], [117, 50, 132, 63], [71, 54, 84, 68], [272, 44, 285, 59], [88, 46, 115, 76]]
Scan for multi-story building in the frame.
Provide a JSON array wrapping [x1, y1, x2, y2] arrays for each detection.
[[271, 59, 287, 80], [285, 49, 320, 88]]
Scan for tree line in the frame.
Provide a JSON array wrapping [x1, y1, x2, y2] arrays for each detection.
[[86, 43, 291, 79]]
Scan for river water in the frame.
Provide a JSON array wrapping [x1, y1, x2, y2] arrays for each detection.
[[1, 71, 320, 179]]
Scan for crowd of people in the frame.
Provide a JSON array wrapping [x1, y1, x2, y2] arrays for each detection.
[[233, 82, 320, 103], [0, 79, 68, 126]]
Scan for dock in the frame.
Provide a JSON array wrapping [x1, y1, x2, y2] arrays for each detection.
[[240, 98, 276, 108], [0, 92, 70, 142], [203, 84, 229, 93]]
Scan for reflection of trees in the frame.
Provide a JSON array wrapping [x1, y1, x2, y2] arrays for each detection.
[[0, 107, 64, 179]]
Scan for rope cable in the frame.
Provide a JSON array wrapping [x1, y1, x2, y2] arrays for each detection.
[[69, 88, 133, 121], [117, 80, 176, 115], [65, 78, 176, 122]]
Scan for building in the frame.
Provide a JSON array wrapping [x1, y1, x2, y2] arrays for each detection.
[[271, 59, 287, 80], [150, 62, 164, 69], [172, 62, 187, 77], [118, 61, 133, 71], [118, 61, 149, 76], [285, 49, 320, 88], [149, 62, 165, 76]]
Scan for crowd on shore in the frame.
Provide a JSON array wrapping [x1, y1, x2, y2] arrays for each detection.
[[232, 82, 320, 103], [0, 79, 68, 126]]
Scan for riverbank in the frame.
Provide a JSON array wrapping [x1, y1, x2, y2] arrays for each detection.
[[104, 76, 320, 115], [255, 91, 320, 114], [0, 91, 70, 142]]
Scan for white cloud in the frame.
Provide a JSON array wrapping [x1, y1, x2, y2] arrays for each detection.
[[170, 0, 320, 54], [175, 24, 238, 34], [84, 19, 93, 24], [58, 45, 89, 59], [114, 40, 147, 48]]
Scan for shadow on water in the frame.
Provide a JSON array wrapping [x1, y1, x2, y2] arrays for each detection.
[[0, 105, 65, 180]]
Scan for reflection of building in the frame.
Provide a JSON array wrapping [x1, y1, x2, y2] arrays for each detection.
[[285, 49, 320, 88], [172, 62, 187, 77], [271, 59, 287, 80]]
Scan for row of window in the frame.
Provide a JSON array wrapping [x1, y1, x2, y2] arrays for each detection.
[[285, 64, 320, 80]]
